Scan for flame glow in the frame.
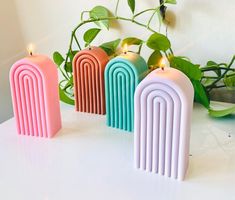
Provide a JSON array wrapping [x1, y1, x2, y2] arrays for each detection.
[[27, 43, 35, 56], [122, 43, 128, 54], [159, 57, 166, 70]]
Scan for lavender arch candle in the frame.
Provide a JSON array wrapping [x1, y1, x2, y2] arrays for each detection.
[[10, 53, 62, 138], [105, 52, 148, 132], [73, 47, 109, 115], [134, 67, 194, 180]]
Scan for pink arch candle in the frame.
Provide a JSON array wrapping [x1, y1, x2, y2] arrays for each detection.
[[134, 67, 194, 180], [73, 47, 109, 115], [10, 53, 62, 138]]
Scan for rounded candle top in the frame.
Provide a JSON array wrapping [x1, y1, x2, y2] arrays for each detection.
[[25, 54, 52, 64], [147, 67, 194, 98]]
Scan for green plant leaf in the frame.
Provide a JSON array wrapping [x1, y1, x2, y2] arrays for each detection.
[[100, 39, 121, 56], [165, 0, 177, 4], [67, 50, 78, 61], [147, 50, 163, 67], [178, 56, 191, 61], [53, 52, 64, 66], [121, 37, 143, 47], [89, 6, 110, 29], [191, 80, 210, 109], [207, 60, 217, 66], [127, 0, 135, 13], [62, 77, 73, 91], [209, 106, 235, 117], [201, 78, 215, 87], [146, 33, 171, 51], [83, 28, 101, 47], [170, 56, 202, 81], [59, 86, 74, 105], [224, 73, 235, 90], [64, 62, 73, 73], [201, 60, 221, 76], [61, 77, 74, 96]]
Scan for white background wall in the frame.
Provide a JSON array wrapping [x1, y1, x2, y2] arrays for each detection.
[[1, 0, 235, 123], [0, 0, 25, 123]]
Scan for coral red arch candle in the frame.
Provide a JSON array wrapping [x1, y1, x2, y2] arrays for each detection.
[[73, 47, 109, 114], [10, 54, 62, 138]]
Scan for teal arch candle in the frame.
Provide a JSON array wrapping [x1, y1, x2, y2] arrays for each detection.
[[105, 52, 148, 132]]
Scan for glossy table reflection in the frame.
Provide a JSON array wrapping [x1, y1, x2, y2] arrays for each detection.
[[0, 103, 235, 200]]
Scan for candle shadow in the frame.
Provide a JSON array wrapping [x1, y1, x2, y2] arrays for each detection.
[[57, 112, 107, 138], [0, 0, 26, 123], [186, 122, 235, 181], [110, 20, 122, 32]]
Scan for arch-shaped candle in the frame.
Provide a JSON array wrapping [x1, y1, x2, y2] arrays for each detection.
[[73, 47, 109, 114], [134, 68, 194, 180], [105, 52, 148, 132], [10, 55, 62, 138]]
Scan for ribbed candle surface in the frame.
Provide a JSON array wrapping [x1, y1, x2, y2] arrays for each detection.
[[105, 52, 148, 132], [134, 68, 194, 180], [10, 55, 62, 138], [73, 47, 109, 114]]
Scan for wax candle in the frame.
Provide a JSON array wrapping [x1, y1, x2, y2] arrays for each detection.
[[134, 60, 194, 180], [73, 47, 109, 114], [105, 47, 149, 132], [10, 45, 62, 138]]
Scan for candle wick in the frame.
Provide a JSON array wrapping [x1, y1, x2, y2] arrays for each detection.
[[161, 67, 164, 71], [30, 51, 33, 56]]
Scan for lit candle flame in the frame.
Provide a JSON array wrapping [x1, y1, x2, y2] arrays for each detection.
[[159, 57, 167, 70], [123, 44, 128, 54], [27, 43, 35, 56]]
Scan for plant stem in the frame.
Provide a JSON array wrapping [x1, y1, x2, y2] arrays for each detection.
[[138, 43, 143, 54], [226, 73, 235, 78], [202, 76, 218, 79], [169, 48, 174, 56], [64, 33, 75, 79], [58, 65, 70, 80], [201, 66, 234, 72], [116, 16, 157, 33], [62, 1, 175, 83], [147, 0, 166, 28], [133, 8, 156, 19], [80, 11, 90, 21], [206, 55, 235, 92], [115, 0, 120, 16], [212, 85, 226, 89], [73, 34, 82, 51], [64, 16, 158, 77], [147, 8, 159, 28]]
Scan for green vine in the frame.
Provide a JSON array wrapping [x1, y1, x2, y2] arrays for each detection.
[[53, 0, 235, 117]]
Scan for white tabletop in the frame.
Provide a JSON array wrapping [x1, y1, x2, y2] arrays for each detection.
[[0, 103, 235, 200]]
